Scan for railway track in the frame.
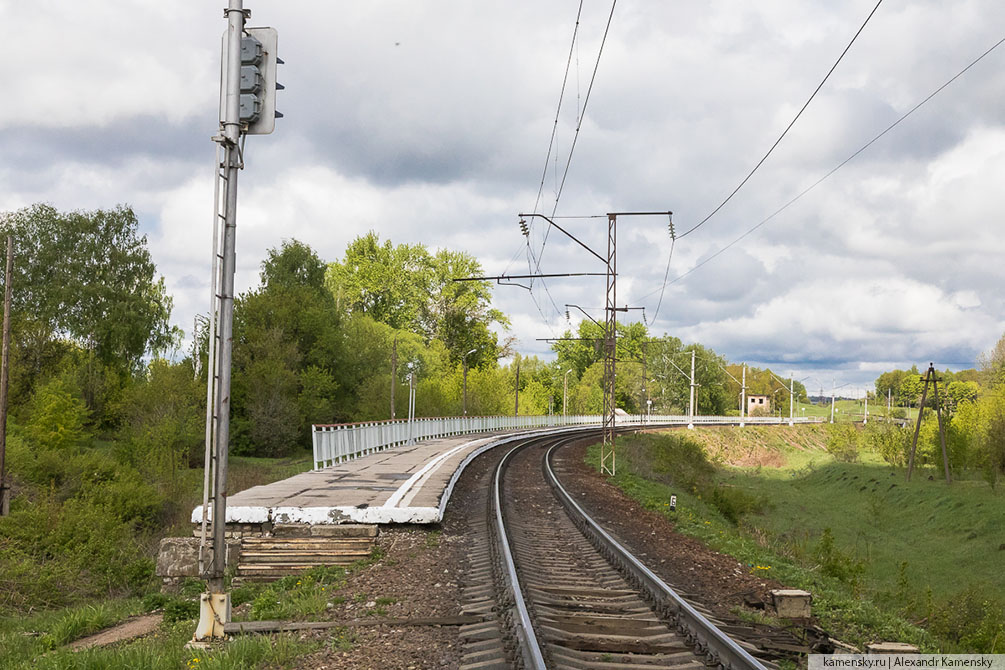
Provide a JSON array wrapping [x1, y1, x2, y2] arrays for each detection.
[[458, 433, 776, 670]]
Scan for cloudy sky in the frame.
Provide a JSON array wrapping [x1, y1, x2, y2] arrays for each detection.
[[3, 0, 1004, 397]]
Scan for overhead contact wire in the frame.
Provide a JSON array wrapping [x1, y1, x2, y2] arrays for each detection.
[[677, 0, 885, 240], [667, 32, 1005, 288]]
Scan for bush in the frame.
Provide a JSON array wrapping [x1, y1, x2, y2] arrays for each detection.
[[928, 588, 1005, 652], [864, 422, 910, 466], [0, 476, 158, 615], [826, 423, 860, 463], [639, 433, 715, 489], [815, 528, 865, 585], [708, 486, 766, 524], [26, 378, 90, 451]]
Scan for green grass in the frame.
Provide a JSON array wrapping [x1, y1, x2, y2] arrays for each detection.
[[0, 546, 389, 669], [792, 400, 918, 423], [591, 429, 1005, 652]]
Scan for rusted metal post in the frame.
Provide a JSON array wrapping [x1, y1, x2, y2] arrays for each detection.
[[600, 214, 617, 475]]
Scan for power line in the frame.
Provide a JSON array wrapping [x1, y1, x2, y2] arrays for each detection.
[[531, 1, 584, 217], [524, 1, 618, 325], [676, 0, 884, 240], [649, 235, 676, 323], [548, 0, 617, 221], [662, 32, 1005, 290]]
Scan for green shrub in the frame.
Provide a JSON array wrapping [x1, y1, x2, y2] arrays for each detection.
[[826, 423, 860, 462], [815, 528, 865, 585], [0, 486, 154, 615], [163, 598, 199, 623], [708, 486, 766, 524], [26, 377, 90, 451], [928, 588, 1005, 652]]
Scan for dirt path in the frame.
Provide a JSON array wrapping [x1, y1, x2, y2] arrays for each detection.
[[69, 613, 164, 650]]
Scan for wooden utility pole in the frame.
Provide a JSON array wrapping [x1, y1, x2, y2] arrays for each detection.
[[906, 363, 951, 483], [390, 337, 397, 420], [514, 363, 520, 416], [0, 236, 13, 516]]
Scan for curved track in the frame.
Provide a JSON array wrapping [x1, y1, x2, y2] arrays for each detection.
[[479, 433, 773, 670]]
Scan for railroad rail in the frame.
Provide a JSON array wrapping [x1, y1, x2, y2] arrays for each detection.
[[311, 414, 819, 469], [465, 433, 774, 670]]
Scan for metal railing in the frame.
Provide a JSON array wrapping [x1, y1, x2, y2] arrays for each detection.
[[311, 413, 819, 470]]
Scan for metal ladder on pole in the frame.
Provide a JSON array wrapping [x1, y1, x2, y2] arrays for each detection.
[[198, 144, 230, 576]]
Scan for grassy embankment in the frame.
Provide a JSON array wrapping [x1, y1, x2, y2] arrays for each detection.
[[0, 451, 333, 669], [588, 425, 1004, 652]]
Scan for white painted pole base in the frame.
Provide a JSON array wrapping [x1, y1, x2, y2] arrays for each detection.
[[193, 592, 231, 640], [687, 423, 694, 430]]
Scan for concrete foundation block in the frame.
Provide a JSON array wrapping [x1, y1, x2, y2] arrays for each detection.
[[770, 589, 812, 619], [310, 524, 379, 538], [156, 537, 241, 579]]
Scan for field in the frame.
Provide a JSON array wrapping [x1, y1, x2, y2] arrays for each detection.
[[591, 425, 1005, 651], [793, 399, 918, 423]]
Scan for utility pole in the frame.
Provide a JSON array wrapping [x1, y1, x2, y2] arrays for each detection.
[[740, 364, 747, 427], [887, 388, 891, 422], [687, 349, 696, 429], [864, 391, 869, 424], [409, 372, 416, 438], [196, 0, 283, 642], [789, 375, 794, 426], [0, 236, 12, 517], [907, 364, 951, 483], [514, 363, 520, 416], [390, 337, 397, 420], [192, 316, 201, 380], [563, 369, 572, 419], [462, 348, 475, 416], [830, 381, 836, 423], [516, 210, 670, 476], [641, 340, 648, 424]]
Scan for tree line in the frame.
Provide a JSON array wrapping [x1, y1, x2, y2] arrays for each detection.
[[868, 349, 1005, 484]]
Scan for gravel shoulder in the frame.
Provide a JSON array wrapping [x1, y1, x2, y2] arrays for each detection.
[[551, 438, 786, 615]]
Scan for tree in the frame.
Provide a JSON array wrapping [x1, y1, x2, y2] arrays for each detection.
[[326, 232, 506, 364], [326, 232, 432, 332], [1, 204, 177, 369], [979, 333, 1005, 389], [229, 240, 342, 456]]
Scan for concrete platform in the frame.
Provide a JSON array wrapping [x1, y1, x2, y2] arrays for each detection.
[[192, 426, 592, 526]]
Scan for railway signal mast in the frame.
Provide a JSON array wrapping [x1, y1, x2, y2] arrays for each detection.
[[196, 0, 282, 641]]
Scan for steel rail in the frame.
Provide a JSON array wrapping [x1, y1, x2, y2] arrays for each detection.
[[543, 442, 770, 670], [493, 439, 549, 670]]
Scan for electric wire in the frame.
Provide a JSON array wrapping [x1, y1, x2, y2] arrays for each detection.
[[522, 1, 586, 323], [524, 0, 618, 327], [660, 32, 1005, 291], [545, 0, 618, 231], [676, 0, 884, 240], [649, 236, 676, 323], [531, 1, 584, 218]]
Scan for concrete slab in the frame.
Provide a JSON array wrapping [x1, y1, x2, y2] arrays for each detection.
[[192, 425, 596, 526]]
